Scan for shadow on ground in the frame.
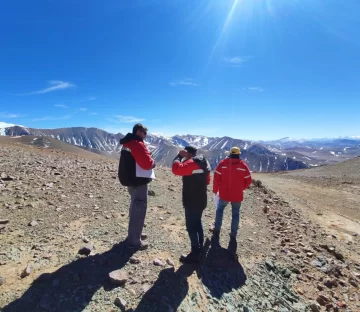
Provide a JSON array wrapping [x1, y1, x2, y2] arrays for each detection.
[[1, 240, 133, 312], [2, 238, 247, 312], [134, 264, 196, 312], [134, 237, 247, 311], [197, 237, 247, 299]]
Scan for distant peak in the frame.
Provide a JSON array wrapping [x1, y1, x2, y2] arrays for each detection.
[[0, 121, 23, 128]]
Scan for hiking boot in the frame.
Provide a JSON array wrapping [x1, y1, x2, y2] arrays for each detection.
[[127, 241, 149, 251], [180, 251, 201, 264]]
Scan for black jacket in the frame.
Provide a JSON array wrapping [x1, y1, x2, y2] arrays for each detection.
[[118, 133, 155, 187], [172, 154, 211, 210]]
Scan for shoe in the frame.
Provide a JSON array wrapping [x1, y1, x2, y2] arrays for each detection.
[[127, 241, 149, 251], [179, 251, 200, 264]]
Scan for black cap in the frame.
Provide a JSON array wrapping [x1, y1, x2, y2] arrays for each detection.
[[132, 123, 148, 134], [185, 146, 197, 155]]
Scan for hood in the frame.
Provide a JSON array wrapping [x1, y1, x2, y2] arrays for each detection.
[[120, 133, 142, 145], [193, 154, 211, 173]]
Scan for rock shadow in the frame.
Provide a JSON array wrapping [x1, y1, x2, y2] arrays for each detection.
[[1, 240, 133, 312]]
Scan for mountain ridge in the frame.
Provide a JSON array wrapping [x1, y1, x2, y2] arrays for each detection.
[[1, 121, 360, 172]]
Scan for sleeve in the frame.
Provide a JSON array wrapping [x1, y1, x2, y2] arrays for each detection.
[[172, 156, 197, 176], [131, 141, 155, 170], [212, 162, 222, 193], [243, 163, 252, 189]]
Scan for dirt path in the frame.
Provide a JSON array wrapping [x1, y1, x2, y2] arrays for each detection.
[[255, 173, 360, 260]]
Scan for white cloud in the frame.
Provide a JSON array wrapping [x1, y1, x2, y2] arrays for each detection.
[[89, 112, 98, 116], [169, 78, 200, 87], [88, 96, 96, 101], [108, 115, 145, 124], [19, 80, 75, 95], [243, 87, 264, 92], [32, 115, 72, 121], [54, 104, 68, 108], [79, 108, 87, 112], [0, 112, 21, 118], [223, 56, 251, 67]]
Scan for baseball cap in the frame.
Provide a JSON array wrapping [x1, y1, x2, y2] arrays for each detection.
[[230, 147, 241, 155]]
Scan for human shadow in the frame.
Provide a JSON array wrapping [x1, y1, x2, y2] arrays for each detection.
[[134, 264, 196, 312], [1, 240, 134, 312], [196, 237, 247, 299]]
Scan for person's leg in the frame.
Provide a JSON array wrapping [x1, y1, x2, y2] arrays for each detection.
[[214, 199, 229, 235], [184, 207, 200, 252], [181, 207, 202, 263], [230, 202, 242, 239], [127, 184, 148, 249], [126, 186, 135, 241], [196, 209, 204, 250]]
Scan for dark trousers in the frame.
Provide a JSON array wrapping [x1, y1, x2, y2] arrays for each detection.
[[184, 207, 204, 253], [127, 184, 148, 246]]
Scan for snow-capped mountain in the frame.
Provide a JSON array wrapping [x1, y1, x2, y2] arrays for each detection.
[[0, 124, 123, 153], [1, 121, 359, 171], [172, 135, 214, 148]]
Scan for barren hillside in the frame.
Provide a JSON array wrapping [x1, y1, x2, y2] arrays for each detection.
[[0, 142, 359, 312]]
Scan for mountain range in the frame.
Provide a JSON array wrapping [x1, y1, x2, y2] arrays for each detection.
[[1, 121, 360, 172]]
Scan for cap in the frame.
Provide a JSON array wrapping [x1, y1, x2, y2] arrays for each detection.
[[185, 146, 197, 155], [230, 147, 241, 155]]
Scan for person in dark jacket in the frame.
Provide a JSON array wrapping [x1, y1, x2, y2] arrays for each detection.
[[172, 146, 211, 263], [118, 123, 156, 250]]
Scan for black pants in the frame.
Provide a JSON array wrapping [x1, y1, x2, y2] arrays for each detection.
[[184, 207, 204, 253]]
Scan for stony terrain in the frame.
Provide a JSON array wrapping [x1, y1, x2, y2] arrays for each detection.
[[0, 141, 359, 311]]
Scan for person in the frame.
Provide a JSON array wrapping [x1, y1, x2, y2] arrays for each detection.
[[172, 146, 211, 263], [118, 123, 156, 250], [212, 147, 252, 242]]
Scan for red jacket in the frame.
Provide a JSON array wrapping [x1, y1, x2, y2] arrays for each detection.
[[118, 133, 155, 187], [121, 135, 154, 170], [172, 158, 211, 185], [172, 154, 211, 210], [213, 157, 252, 202]]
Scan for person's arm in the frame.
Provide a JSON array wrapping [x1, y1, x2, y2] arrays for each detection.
[[212, 162, 222, 193], [243, 163, 252, 189], [172, 155, 197, 176], [131, 141, 155, 170]]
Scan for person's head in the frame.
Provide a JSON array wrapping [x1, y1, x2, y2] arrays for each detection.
[[132, 123, 148, 140], [229, 146, 241, 159], [184, 146, 197, 159]]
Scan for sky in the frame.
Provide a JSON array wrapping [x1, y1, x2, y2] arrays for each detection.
[[0, 0, 359, 140]]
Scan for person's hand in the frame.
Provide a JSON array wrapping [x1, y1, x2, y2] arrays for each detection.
[[179, 149, 187, 158]]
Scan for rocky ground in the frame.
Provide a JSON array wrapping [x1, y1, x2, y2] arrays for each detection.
[[0, 142, 359, 311]]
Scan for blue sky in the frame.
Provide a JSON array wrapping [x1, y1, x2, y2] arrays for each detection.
[[0, 0, 359, 140]]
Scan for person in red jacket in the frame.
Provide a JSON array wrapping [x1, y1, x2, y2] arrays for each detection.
[[118, 123, 156, 250], [172, 146, 211, 263], [212, 147, 252, 243]]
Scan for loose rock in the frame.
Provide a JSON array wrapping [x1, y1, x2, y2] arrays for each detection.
[[153, 259, 164, 266], [20, 264, 33, 278], [109, 270, 128, 286], [78, 245, 94, 256], [28, 220, 38, 227], [114, 297, 127, 311]]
